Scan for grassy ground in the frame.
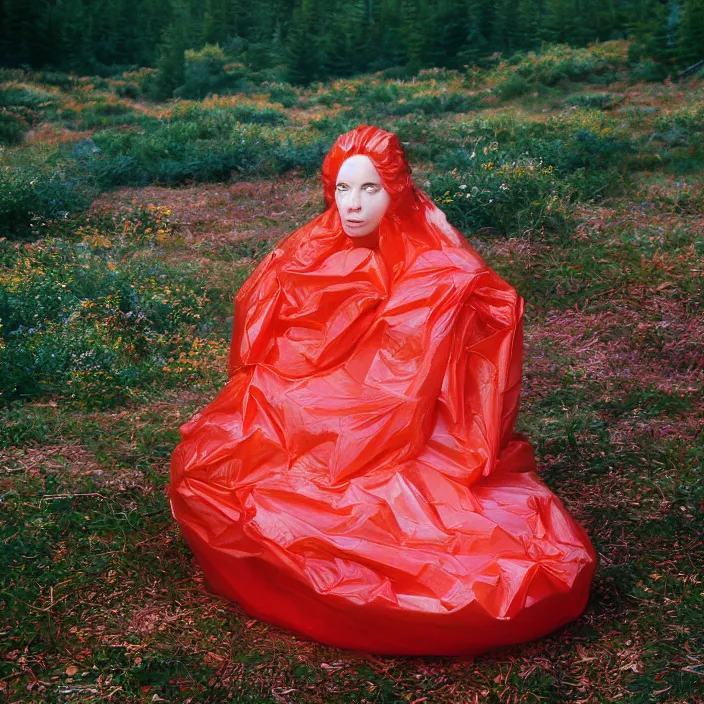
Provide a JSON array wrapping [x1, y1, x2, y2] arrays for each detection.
[[1, 44, 703, 703]]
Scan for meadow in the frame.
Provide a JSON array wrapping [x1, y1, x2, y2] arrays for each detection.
[[1, 41, 702, 703]]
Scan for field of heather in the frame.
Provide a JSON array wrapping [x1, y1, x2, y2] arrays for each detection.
[[1, 41, 702, 703]]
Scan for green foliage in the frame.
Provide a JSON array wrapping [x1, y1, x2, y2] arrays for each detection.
[[0, 107, 31, 144], [428, 108, 635, 236], [259, 81, 300, 108], [566, 91, 622, 110], [86, 106, 304, 188], [0, 84, 57, 110], [0, 83, 57, 143], [491, 42, 629, 100], [430, 155, 571, 237], [678, 0, 704, 68], [0, 208, 220, 408], [176, 44, 250, 99], [0, 0, 699, 82], [0, 152, 94, 238]]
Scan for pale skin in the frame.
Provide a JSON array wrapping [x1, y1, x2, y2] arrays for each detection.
[[335, 155, 392, 239]]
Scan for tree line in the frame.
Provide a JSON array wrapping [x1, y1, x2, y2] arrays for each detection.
[[1, 0, 703, 85]]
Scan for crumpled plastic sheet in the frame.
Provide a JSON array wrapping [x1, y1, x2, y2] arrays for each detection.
[[170, 126, 596, 656]]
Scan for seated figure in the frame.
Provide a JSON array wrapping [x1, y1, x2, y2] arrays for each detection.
[[169, 125, 596, 656]]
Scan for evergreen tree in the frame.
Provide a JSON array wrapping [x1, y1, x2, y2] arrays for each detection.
[[0, 0, 690, 83], [286, 0, 324, 84], [460, 0, 493, 65], [544, 0, 580, 44], [679, 0, 704, 66], [155, 0, 193, 96], [377, 0, 405, 68], [628, 0, 678, 68], [515, 0, 543, 50]]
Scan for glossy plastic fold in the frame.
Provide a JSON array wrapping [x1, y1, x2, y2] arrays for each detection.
[[170, 126, 596, 655]]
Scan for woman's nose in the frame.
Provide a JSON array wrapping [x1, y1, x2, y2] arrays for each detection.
[[348, 190, 362, 211]]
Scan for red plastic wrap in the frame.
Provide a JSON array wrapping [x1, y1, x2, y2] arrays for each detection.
[[169, 126, 596, 656]]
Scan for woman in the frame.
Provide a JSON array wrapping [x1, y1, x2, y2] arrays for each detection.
[[170, 125, 596, 656]]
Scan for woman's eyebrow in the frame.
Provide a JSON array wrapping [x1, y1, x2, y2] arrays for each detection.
[[335, 181, 381, 187]]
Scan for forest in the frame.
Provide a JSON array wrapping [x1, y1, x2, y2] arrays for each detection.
[[2, 0, 704, 87]]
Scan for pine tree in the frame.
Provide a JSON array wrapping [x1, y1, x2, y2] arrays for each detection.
[[434, 0, 473, 68], [377, 0, 405, 69], [544, 0, 580, 44], [286, 0, 323, 84], [155, 0, 193, 97], [628, 0, 678, 69], [679, 0, 704, 67], [459, 0, 493, 65], [515, 0, 542, 50]]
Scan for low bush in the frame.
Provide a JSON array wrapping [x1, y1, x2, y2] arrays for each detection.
[[0, 84, 57, 110], [176, 44, 251, 100], [429, 155, 572, 237], [656, 102, 704, 136], [442, 109, 634, 199], [0, 107, 33, 144], [0, 151, 94, 238], [566, 92, 622, 110], [491, 42, 628, 99], [171, 97, 288, 127], [380, 91, 480, 116], [112, 67, 160, 99], [429, 107, 637, 236], [87, 117, 328, 188], [259, 81, 300, 108], [88, 123, 265, 187], [0, 211, 220, 408], [55, 96, 150, 130]]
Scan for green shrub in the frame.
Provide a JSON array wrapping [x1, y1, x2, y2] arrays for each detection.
[[87, 115, 326, 188], [0, 68, 25, 82], [112, 68, 160, 99], [260, 81, 300, 108], [0, 227, 218, 408], [628, 59, 670, 83], [495, 73, 532, 100], [567, 92, 621, 110], [32, 71, 80, 89], [491, 42, 628, 99], [0, 155, 94, 238], [429, 155, 571, 237], [170, 98, 288, 128], [89, 123, 264, 186], [656, 103, 704, 135], [442, 110, 634, 200], [271, 134, 331, 172], [0, 107, 32, 144], [309, 110, 365, 135], [0, 85, 56, 143], [56, 97, 150, 130], [175, 44, 250, 99], [0, 403, 55, 448], [0, 84, 57, 110], [382, 91, 479, 116]]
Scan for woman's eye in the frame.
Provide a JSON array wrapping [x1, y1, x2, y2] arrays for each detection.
[[365, 185, 379, 194], [336, 184, 347, 191]]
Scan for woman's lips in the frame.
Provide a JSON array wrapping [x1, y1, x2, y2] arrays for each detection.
[[344, 219, 366, 228]]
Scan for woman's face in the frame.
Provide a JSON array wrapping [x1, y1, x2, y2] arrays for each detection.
[[335, 155, 392, 238]]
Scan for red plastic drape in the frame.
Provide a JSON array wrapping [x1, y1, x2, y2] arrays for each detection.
[[169, 126, 596, 656]]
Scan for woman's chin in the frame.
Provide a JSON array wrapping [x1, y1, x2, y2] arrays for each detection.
[[343, 224, 380, 239]]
